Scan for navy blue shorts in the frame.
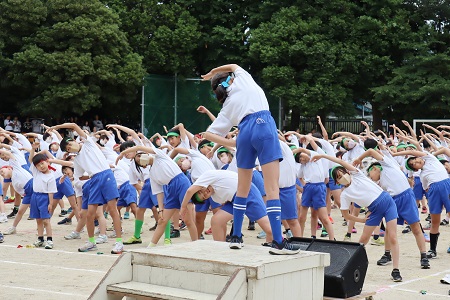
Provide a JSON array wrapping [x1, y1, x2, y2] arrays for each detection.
[[221, 183, 267, 222], [236, 111, 282, 169], [279, 185, 298, 220], [21, 179, 33, 205], [81, 180, 92, 210], [326, 168, 342, 191], [413, 177, 426, 200], [88, 169, 119, 206], [301, 182, 327, 210], [252, 170, 266, 197], [163, 173, 191, 209], [366, 191, 398, 226], [427, 178, 450, 214], [30, 192, 50, 219], [24, 152, 31, 167], [21, 164, 31, 174], [53, 176, 75, 200], [139, 179, 158, 209], [117, 181, 137, 207], [393, 188, 420, 225], [296, 178, 303, 188], [195, 197, 222, 212]]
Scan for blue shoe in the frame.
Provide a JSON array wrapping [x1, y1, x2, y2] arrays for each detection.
[[447, 245, 450, 254], [124, 212, 130, 220], [94, 219, 99, 227], [257, 231, 267, 239], [0, 232, 4, 243], [423, 232, 430, 243], [67, 207, 73, 214]]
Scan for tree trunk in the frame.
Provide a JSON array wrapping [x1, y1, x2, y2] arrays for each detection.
[[371, 101, 383, 130], [290, 106, 300, 131]]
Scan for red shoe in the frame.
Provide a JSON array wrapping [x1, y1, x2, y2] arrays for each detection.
[[421, 206, 428, 214], [204, 227, 213, 235], [4, 197, 14, 204]]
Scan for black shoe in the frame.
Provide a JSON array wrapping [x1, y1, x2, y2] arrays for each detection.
[[320, 229, 329, 237], [425, 214, 431, 222], [391, 269, 402, 282], [57, 218, 72, 225], [269, 239, 301, 255], [170, 229, 180, 238], [420, 257, 430, 269], [199, 234, 205, 240], [440, 219, 449, 226], [59, 210, 68, 217], [149, 222, 158, 231], [377, 254, 392, 266], [248, 221, 255, 231], [94, 219, 99, 227], [426, 250, 437, 259], [229, 235, 243, 249], [226, 235, 231, 242], [7, 207, 18, 219], [261, 242, 273, 247], [179, 221, 187, 230], [402, 225, 411, 234]]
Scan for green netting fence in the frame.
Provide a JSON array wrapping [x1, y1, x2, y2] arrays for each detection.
[[142, 74, 280, 136]]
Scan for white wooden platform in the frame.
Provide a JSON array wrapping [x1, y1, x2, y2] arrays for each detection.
[[89, 240, 330, 300]]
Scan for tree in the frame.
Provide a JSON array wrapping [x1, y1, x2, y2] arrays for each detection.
[[1, 0, 144, 118]]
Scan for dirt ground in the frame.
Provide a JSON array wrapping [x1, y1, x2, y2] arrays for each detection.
[[0, 199, 449, 300]]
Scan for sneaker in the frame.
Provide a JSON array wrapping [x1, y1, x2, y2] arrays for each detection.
[[57, 218, 72, 225], [7, 207, 18, 219], [248, 221, 255, 231], [147, 222, 157, 231], [111, 242, 124, 254], [440, 219, 449, 226], [108, 231, 118, 238], [342, 220, 347, 226], [204, 227, 213, 235], [425, 214, 431, 222], [317, 222, 322, 230], [426, 250, 437, 259], [328, 216, 334, 224], [370, 237, 385, 246], [402, 225, 411, 234], [27, 216, 35, 220], [34, 240, 44, 247], [351, 227, 357, 233], [124, 212, 130, 219], [423, 232, 430, 242], [94, 219, 99, 227], [104, 212, 109, 219], [447, 245, 450, 253], [95, 234, 108, 244], [199, 234, 205, 240], [269, 239, 301, 255], [261, 242, 273, 247], [94, 227, 100, 235], [64, 231, 81, 240], [379, 230, 385, 237], [4, 227, 16, 235], [179, 221, 187, 231], [78, 241, 98, 252], [391, 269, 402, 282], [0, 233, 4, 243], [377, 254, 392, 266], [44, 240, 54, 249], [4, 197, 14, 204], [423, 222, 431, 230], [59, 210, 67, 217], [359, 208, 366, 214], [164, 238, 172, 245], [225, 235, 231, 242], [320, 229, 328, 238], [67, 207, 73, 213], [229, 235, 244, 250], [420, 257, 430, 269], [421, 206, 428, 214], [123, 235, 142, 245], [0, 213, 8, 223], [257, 231, 266, 239], [284, 229, 293, 239], [343, 235, 351, 242], [170, 230, 180, 238]]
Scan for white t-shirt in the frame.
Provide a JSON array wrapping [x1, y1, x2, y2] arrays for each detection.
[[318, 138, 338, 169], [10, 145, 27, 167], [378, 156, 410, 196], [207, 67, 269, 136], [30, 164, 57, 194], [342, 143, 365, 163], [297, 149, 329, 183], [73, 136, 110, 176], [10, 158, 33, 196], [193, 170, 238, 204], [149, 149, 182, 195], [187, 149, 216, 183], [279, 141, 297, 188], [340, 169, 384, 210], [420, 154, 449, 190]]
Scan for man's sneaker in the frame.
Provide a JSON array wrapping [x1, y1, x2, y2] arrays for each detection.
[[7, 207, 18, 219], [420, 257, 430, 269], [391, 269, 402, 282], [123, 235, 142, 245], [269, 239, 301, 255], [423, 222, 431, 230], [149, 222, 158, 231], [426, 250, 437, 259], [4, 227, 16, 235], [95, 234, 108, 244], [111, 242, 124, 254], [164, 238, 172, 245], [425, 214, 431, 222], [402, 225, 411, 234], [179, 221, 187, 231], [370, 237, 384, 246], [421, 206, 428, 214], [124, 212, 130, 219], [257, 231, 266, 239], [377, 254, 392, 266], [248, 221, 255, 231], [34, 240, 44, 247], [284, 229, 293, 239], [64, 231, 81, 240], [440, 219, 449, 226], [343, 235, 351, 242], [320, 229, 328, 238], [261, 242, 273, 247], [44, 240, 54, 249], [423, 232, 430, 242], [204, 227, 213, 235], [57, 218, 72, 225], [170, 230, 180, 238], [78, 241, 98, 252], [0, 233, 4, 243], [59, 210, 67, 217], [229, 235, 244, 250]]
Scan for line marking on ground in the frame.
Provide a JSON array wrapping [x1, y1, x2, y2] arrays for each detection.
[[0, 259, 105, 273], [0, 244, 118, 258], [395, 288, 449, 298], [0, 284, 89, 298]]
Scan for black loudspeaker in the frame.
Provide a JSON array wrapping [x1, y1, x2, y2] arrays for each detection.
[[306, 239, 368, 298], [289, 237, 315, 251]]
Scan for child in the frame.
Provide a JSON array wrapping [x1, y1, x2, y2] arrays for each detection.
[[29, 144, 57, 249], [312, 154, 402, 282]]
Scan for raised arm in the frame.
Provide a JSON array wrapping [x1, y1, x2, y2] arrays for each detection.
[[420, 131, 439, 152], [316, 116, 328, 140], [197, 106, 216, 122], [353, 148, 384, 167], [107, 124, 140, 143], [331, 131, 360, 142], [311, 154, 357, 172], [48, 158, 74, 167], [391, 150, 426, 157], [0, 149, 13, 160], [423, 123, 444, 142], [201, 64, 239, 80], [433, 147, 450, 157], [203, 132, 237, 149], [169, 147, 189, 159], [51, 123, 86, 139], [401, 120, 417, 140]]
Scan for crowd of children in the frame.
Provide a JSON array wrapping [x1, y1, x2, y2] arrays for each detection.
[[0, 65, 449, 283]]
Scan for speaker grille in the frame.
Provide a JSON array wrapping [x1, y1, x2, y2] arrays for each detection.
[[306, 243, 358, 276]]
